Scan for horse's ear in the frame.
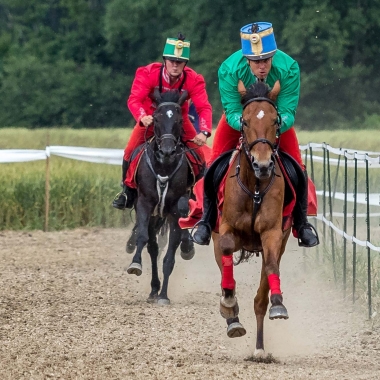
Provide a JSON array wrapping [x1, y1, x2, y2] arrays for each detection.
[[268, 80, 280, 101], [238, 80, 246, 95], [178, 90, 188, 106], [153, 88, 161, 104]]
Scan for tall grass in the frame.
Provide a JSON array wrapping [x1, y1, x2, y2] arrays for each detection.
[[0, 128, 133, 231], [297, 129, 380, 152], [1, 128, 379, 231], [0, 158, 133, 230]]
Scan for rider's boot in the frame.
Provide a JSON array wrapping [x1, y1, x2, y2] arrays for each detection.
[[192, 151, 232, 246], [293, 170, 319, 247], [112, 159, 137, 210], [192, 193, 217, 245]]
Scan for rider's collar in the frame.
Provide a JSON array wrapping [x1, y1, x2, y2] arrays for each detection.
[[254, 76, 267, 83], [163, 66, 184, 84]]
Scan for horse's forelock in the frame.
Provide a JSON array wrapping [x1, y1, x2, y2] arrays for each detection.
[[157, 90, 181, 105], [241, 81, 270, 105]]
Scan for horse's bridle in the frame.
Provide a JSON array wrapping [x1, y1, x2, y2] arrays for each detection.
[[235, 96, 282, 225], [144, 101, 186, 217], [153, 102, 183, 151], [240, 96, 281, 170]]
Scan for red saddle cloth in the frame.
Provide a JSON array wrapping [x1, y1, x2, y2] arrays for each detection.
[[178, 152, 318, 232], [125, 144, 211, 189]]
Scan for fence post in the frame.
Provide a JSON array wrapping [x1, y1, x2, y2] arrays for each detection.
[[365, 155, 372, 319], [309, 145, 319, 261], [44, 135, 50, 232], [322, 144, 327, 249], [343, 151, 348, 299], [327, 147, 337, 282], [352, 154, 358, 304]]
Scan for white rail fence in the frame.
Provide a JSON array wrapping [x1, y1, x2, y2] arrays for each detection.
[[0, 143, 379, 254]]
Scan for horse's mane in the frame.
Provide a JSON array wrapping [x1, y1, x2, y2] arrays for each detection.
[[241, 81, 270, 105], [158, 90, 181, 105]]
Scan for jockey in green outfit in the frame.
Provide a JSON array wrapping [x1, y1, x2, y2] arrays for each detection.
[[192, 22, 319, 248]]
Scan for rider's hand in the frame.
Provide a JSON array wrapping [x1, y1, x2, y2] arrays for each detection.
[[192, 132, 207, 146], [140, 115, 153, 127]]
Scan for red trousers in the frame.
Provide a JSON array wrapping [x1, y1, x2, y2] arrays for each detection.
[[123, 116, 205, 162], [210, 114, 304, 167]]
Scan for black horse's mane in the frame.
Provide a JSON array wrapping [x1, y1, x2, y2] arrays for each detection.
[[158, 90, 181, 105], [241, 81, 270, 105]]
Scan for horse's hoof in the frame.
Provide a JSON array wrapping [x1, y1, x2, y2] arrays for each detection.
[[147, 294, 158, 303], [227, 322, 246, 338], [269, 304, 289, 320], [254, 348, 266, 358], [220, 302, 239, 319], [220, 295, 237, 308], [126, 262, 142, 276], [157, 298, 170, 306], [180, 247, 195, 260]]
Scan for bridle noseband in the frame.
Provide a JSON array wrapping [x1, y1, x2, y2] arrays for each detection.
[[235, 95, 282, 228], [153, 101, 183, 150], [240, 96, 281, 165], [144, 100, 186, 217]]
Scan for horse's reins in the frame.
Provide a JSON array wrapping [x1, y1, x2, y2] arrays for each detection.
[[236, 96, 282, 231]]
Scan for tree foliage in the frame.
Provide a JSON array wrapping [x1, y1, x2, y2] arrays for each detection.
[[0, 0, 379, 129]]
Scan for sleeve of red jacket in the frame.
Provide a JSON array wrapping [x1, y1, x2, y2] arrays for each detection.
[[188, 74, 213, 135], [127, 66, 153, 124]]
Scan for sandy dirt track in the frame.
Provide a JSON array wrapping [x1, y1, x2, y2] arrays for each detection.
[[1, 227, 379, 380]]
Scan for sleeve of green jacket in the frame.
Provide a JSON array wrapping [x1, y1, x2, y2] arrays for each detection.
[[276, 60, 300, 133], [218, 66, 243, 131]]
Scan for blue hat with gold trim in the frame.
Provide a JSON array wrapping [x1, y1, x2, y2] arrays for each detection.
[[163, 33, 190, 62], [240, 22, 277, 60]]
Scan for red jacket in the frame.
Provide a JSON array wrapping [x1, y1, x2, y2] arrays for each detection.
[[127, 63, 212, 135]]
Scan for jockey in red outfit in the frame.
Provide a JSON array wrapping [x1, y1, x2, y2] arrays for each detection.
[[112, 33, 212, 210], [192, 22, 319, 248]]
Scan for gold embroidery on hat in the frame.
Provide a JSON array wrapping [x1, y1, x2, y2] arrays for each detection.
[[175, 40, 184, 57], [166, 39, 190, 58], [249, 33, 262, 54]]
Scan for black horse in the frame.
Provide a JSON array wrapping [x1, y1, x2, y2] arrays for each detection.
[[126, 89, 196, 305]]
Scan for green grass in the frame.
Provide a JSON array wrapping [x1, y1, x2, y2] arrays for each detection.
[[0, 128, 379, 231], [0, 127, 131, 149], [0, 128, 135, 231], [297, 129, 380, 152]]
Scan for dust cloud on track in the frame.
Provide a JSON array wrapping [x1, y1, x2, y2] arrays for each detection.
[[1, 228, 379, 379]]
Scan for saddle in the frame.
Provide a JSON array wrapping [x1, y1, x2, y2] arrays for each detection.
[[178, 149, 317, 231], [124, 139, 206, 189]]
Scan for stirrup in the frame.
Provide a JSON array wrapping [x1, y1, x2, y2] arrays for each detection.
[[191, 221, 212, 245], [112, 192, 127, 210], [297, 223, 319, 248]]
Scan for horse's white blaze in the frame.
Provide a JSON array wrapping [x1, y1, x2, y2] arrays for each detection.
[[256, 110, 265, 119], [166, 110, 173, 118]]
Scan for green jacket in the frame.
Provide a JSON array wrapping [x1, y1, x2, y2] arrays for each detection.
[[218, 49, 300, 133]]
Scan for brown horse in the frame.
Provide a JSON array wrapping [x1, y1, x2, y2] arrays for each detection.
[[212, 80, 291, 358]]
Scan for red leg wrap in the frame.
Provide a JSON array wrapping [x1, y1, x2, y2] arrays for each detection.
[[221, 255, 235, 289], [268, 273, 282, 295]]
